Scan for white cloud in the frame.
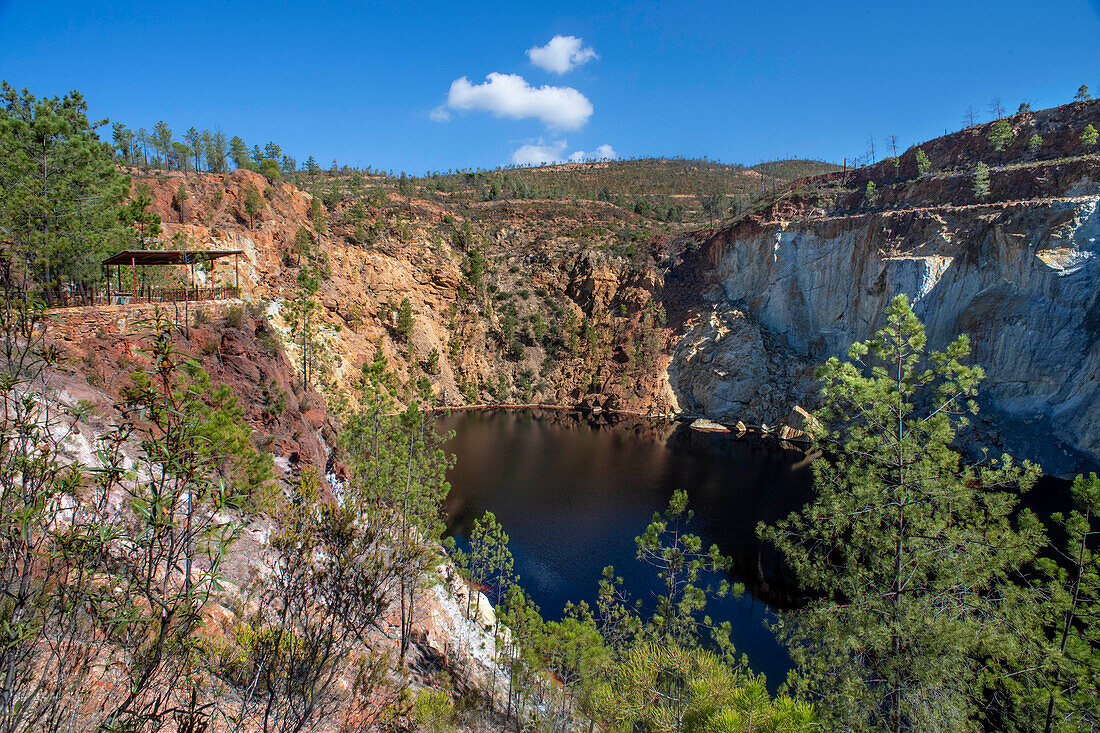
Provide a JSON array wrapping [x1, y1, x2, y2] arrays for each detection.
[[567, 143, 618, 162], [527, 35, 598, 74], [429, 105, 451, 122], [442, 73, 593, 130], [512, 140, 568, 166]]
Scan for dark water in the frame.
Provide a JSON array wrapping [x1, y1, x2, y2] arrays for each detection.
[[440, 409, 814, 685]]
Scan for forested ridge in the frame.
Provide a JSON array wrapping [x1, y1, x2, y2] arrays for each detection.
[[0, 81, 1098, 732]]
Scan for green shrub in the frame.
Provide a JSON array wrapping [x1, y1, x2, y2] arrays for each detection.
[[412, 689, 455, 733], [226, 305, 245, 329]]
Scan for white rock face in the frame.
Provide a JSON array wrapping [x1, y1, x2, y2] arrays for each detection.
[[668, 302, 813, 425], [670, 196, 1100, 474]]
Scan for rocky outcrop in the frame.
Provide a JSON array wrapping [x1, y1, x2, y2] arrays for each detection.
[[672, 189, 1100, 476], [668, 301, 813, 425]]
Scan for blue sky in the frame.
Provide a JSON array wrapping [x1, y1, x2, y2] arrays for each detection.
[[2, 0, 1099, 173]]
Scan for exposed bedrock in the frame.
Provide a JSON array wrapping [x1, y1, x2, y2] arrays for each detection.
[[670, 195, 1100, 475]]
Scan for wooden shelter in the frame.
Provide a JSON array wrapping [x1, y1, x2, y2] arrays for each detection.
[[101, 250, 244, 304]]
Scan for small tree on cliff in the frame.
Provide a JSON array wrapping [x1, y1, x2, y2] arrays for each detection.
[[124, 182, 163, 249], [395, 296, 415, 343], [228, 135, 249, 169], [915, 147, 932, 177], [863, 180, 878, 207], [173, 181, 189, 223], [460, 511, 516, 620], [243, 182, 263, 230], [974, 161, 991, 199], [1075, 83, 1091, 102], [989, 119, 1015, 151], [759, 295, 1043, 732], [1081, 124, 1098, 149]]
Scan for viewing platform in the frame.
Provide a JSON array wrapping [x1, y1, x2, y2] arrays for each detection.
[[44, 249, 245, 308]]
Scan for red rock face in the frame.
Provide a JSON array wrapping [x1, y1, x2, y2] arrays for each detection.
[[48, 302, 341, 487]]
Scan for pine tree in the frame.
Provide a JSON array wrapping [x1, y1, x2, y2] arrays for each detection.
[[112, 122, 134, 163], [1035, 474, 1100, 731], [123, 182, 162, 248], [463, 511, 516, 618], [974, 161, 991, 199], [1075, 83, 1091, 102], [395, 296, 415, 343], [989, 119, 1015, 151], [993, 473, 1100, 732], [1081, 124, 1098, 148], [174, 182, 189, 223], [287, 288, 320, 385], [171, 141, 192, 172], [136, 127, 150, 167], [915, 147, 932, 176], [152, 120, 173, 169], [243, 183, 263, 230], [199, 129, 213, 170], [759, 295, 1043, 732], [305, 155, 319, 186], [593, 643, 816, 732], [864, 180, 878, 206], [207, 130, 228, 173], [0, 82, 129, 293], [598, 490, 734, 654], [228, 135, 248, 169], [183, 126, 203, 171]]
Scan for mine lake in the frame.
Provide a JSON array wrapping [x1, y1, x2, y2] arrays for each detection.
[[441, 408, 815, 685]]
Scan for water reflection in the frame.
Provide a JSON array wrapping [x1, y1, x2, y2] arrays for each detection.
[[440, 408, 813, 685]]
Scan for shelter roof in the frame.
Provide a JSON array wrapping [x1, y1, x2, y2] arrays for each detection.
[[102, 250, 244, 266]]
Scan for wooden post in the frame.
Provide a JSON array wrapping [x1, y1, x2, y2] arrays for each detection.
[[234, 253, 239, 298], [105, 265, 110, 302], [131, 257, 136, 302]]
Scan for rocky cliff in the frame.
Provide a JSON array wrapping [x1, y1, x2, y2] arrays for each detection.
[[667, 101, 1100, 475], [134, 166, 679, 418]]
